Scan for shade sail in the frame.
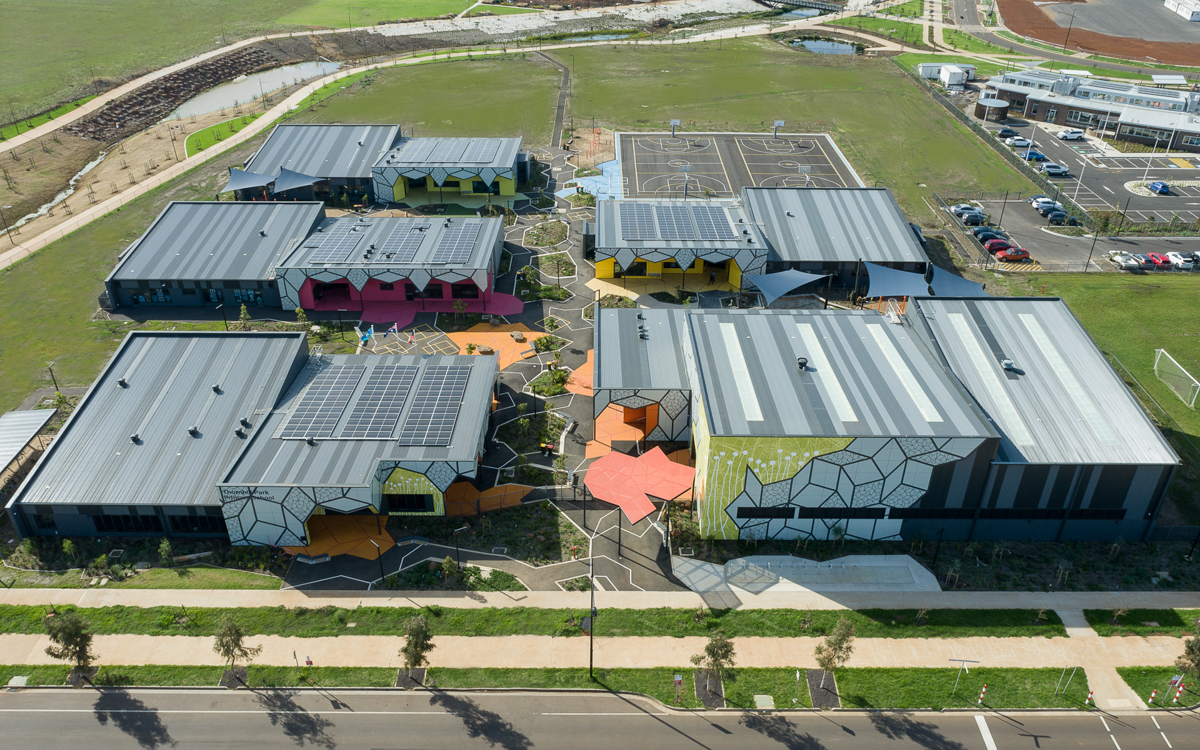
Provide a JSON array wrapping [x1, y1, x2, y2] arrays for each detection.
[[584, 447, 694, 524], [863, 262, 931, 299], [223, 169, 274, 193], [928, 265, 989, 298], [273, 167, 324, 194], [744, 269, 829, 307]]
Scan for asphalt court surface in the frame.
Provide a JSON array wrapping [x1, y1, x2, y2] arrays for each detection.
[[618, 132, 861, 199]]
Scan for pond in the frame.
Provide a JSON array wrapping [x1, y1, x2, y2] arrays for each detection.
[[167, 61, 341, 119], [783, 9, 821, 18], [792, 38, 860, 55], [567, 33, 632, 41]]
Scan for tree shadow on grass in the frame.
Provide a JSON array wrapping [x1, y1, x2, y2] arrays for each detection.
[[739, 713, 828, 749], [429, 691, 534, 750], [93, 689, 176, 749], [868, 712, 969, 750], [253, 688, 336, 749]]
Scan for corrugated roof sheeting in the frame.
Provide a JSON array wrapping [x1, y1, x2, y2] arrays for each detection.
[[688, 310, 994, 439], [278, 215, 500, 272], [913, 297, 1179, 466], [108, 202, 325, 283], [7, 333, 308, 507], [376, 137, 523, 171], [247, 124, 400, 179], [594, 308, 691, 392], [224, 353, 496, 487], [594, 199, 764, 253], [743, 187, 929, 266], [0, 410, 56, 470]]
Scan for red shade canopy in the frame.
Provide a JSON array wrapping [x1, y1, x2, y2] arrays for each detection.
[[584, 447, 694, 524]]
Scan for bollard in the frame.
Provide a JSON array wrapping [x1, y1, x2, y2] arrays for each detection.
[[1085, 690, 1094, 706], [978, 684, 987, 705]]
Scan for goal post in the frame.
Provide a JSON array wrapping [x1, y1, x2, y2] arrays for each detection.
[[1154, 349, 1199, 409]]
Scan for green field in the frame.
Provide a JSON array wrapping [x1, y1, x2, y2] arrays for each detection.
[[837, 667, 1092, 710], [555, 38, 1033, 216], [0, 97, 96, 141], [885, 0, 925, 18], [1118, 668, 1197, 706], [724, 668, 813, 708], [827, 17, 926, 46], [1084, 609, 1200, 638], [278, 0, 478, 28], [185, 113, 264, 157], [428, 668, 703, 708], [942, 29, 1010, 55], [293, 56, 561, 145]]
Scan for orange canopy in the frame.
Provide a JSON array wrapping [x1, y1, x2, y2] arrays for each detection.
[[584, 447, 694, 523]]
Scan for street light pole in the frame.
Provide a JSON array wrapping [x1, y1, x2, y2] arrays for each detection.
[[452, 524, 470, 566], [369, 539, 385, 586], [1084, 228, 1100, 273], [46, 362, 59, 391], [215, 304, 228, 331], [0, 205, 13, 245]]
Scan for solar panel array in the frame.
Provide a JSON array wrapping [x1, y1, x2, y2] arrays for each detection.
[[338, 365, 419, 439], [431, 223, 481, 264], [429, 140, 468, 163], [393, 139, 436, 163], [280, 365, 366, 439], [305, 223, 366, 264], [655, 205, 696, 240], [690, 205, 737, 240], [619, 203, 657, 240], [397, 365, 472, 446], [461, 140, 501, 164], [376, 223, 431, 263]]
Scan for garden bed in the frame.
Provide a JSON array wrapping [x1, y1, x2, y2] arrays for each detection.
[[389, 501, 586, 566], [496, 411, 568, 455], [582, 294, 637, 319], [381, 562, 526, 592], [536, 252, 576, 279], [525, 220, 568, 247], [530, 368, 571, 396]]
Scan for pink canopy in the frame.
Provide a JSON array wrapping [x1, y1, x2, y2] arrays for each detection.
[[584, 447, 694, 524]]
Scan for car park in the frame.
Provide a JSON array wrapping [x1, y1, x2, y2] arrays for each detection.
[[1112, 253, 1142, 270], [1167, 252, 1194, 270], [975, 231, 1008, 243], [995, 128, 1019, 138], [1057, 129, 1086, 141], [1041, 163, 1069, 177], [1037, 202, 1065, 217], [996, 247, 1030, 262], [1023, 151, 1049, 162], [1149, 181, 1170, 195], [961, 213, 985, 226], [984, 239, 1014, 253], [1047, 211, 1078, 226], [1006, 137, 1031, 147], [970, 226, 1003, 237], [1145, 252, 1172, 268], [1028, 195, 1050, 205]]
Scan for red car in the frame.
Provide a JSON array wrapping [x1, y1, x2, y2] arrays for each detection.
[[996, 247, 1030, 262], [1144, 252, 1171, 268], [984, 239, 1015, 254]]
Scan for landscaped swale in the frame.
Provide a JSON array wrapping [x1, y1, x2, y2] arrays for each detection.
[[428, 667, 702, 708], [583, 294, 637, 319], [381, 560, 526, 592], [530, 368, 571, 396]]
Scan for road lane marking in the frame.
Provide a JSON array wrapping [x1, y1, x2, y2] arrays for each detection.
[[1152, 716, 1161, 729], [542, 712, 667, 716], [1100, 716, 1111, 732], [1103, 186, 1115, 193], [975, 715, 998, 750], [1162, 731, 1173, 748], [1111, 735, 1123, 750], [0, 709, 452, 715]]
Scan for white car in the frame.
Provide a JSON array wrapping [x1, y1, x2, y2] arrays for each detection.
[[1006, 137, 1032, 147], [1112, 253, 1142, 270], [1167, 251, 1194, 269], [1041, 163, 1069, 177], [1058, 129, 1086, 141], [1032, 198, 1063, 211]]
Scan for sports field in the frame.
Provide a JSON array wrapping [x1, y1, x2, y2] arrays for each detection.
[[291, 57, 561, 145], [554, 38, 1034, 217]]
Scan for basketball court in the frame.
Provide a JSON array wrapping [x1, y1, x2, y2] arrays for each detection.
[[617, 132, 862, 199]]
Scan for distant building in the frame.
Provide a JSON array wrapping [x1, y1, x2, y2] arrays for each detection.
[[1166, 0, 1200, 21]]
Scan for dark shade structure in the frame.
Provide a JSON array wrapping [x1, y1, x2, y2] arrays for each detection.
[[928, 266, 989, 298], [273, 168, 324, 194], [224, 169, 274, 193], [744, 269, 829, 306], [863, 262, 930, 298]]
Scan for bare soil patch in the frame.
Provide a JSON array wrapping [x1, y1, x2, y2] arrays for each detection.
[[997, 0, 1200, 64], [807, 670, 841, 709]]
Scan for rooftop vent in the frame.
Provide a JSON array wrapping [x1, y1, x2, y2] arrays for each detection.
[[1001, 359, 1015, 371], [786, 211, 794, 217], [358, 140, 364, 146], [306, 436, 316, 446], [211, 384, 221, 393], [234, 427, 246, 438], [187, 425, 199, 436], [240, 417, 251, 428], [129, 433, 139, 443], [797, 357, 808, 372], [117, 378, 128, 388], [639, 331, 648, 340], [259, 230, 267, 237]]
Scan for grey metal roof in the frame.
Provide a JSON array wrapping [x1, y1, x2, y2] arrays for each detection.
[[594, 199, 765, 253], [912, 297, 1179, 466], [742, 187, 930, 266], [5, 332, 308, 507], [594, 308, 691, 392], [107, 202, 325, 283], [0, 409, 55, 470], [688, 309, 994, 439], [278, 215, 501, 272], [375, 137, 522, 171], [224, 353, 496, 487], [246, 124, 400, 179]]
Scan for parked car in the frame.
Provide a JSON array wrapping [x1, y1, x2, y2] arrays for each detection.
[[949, 203, 975, 212], [1149, 181, 1171, 195], [1189, 251, 1200, 263], [952, 206, 984, 218], [975, 231, 1008, 243], [1047, 211, 1078, 226], [983, 239, 1014, 253], [1037, 202, 1066, 217], [1041, 163, 1070, 177], [1130, 254, 1155, 268], [995, 127, 1020, 138], [970, 226, 1004, 237], [1057, 129, 1086, 141], [1167, 251, 1194, 269], [1112, 253, 1143, 270], [1023, 151, 1049, 162], [1145, 252, 1172, 268], [1006, 137, 1032, 147], [996, 247, 1030, 262], [961, 213, 985, 226], [1028, 194, 1050, 205]]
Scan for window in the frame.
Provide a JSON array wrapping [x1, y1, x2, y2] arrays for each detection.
[[451, 283, 479, 299], [978, 508, 1065, 520], [1120, 125, 1172, 141], [112, 280, 122, 288], [663, 261, 682, 270], [1183, 135, 1200, 146], [91, 514, 163, 533], [169, 514, 227, 534], [183, 288, 197, 295], [888, 508, 976, 520], [736, 507, 794, 519], [34, 511, 56, 529], [1068, 508, 1127, 521], [793, 507, 886, 519], [378, 282, 395, 291], [383, 494, 433, 513]]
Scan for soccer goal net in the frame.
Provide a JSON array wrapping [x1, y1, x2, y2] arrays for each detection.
[[1154, 349, 1199, 409]]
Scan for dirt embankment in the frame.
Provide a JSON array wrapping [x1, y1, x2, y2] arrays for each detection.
[[997, 0, 1200, 65]]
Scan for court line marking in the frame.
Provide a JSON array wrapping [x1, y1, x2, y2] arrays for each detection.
[[630, 137, 640, 200], [813, 136, 847, 187]]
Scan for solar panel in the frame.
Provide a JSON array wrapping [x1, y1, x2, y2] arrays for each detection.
[[304, 222, 364, 264], [280, 365, 366, 439], [376, 222, 431, 263], [655, 205, 696, 240], [338, 364, 419, 439], [393, 139, 437, 164], [431, 223, 481, 264], [428, 139, 468, 163], [397, 365, 471, 446], [690, 205, 737, 241], [620, 203, 656, 240], [461, 139, 500, 164]]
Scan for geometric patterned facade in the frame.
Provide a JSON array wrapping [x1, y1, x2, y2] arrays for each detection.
[[371, 164, 516, 204], [593, 387, 691, 442], [274, 265, 493, 312], [595, 242, 768, 282]]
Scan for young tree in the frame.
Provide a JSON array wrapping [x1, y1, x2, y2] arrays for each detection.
[[45, 611, 97, 677], [294, 307, 308, 328], [61, 539, 77, 563], [1177, 623, 1200, 680], [690, 630, 736, 695], [401, 615, 435, 678], [238, 303, 252, 330], [452, 299, 467, 321], [814, 616, 855, 688], [440, 556, 459, 585], [158, 539, 173, 568], [213, 616, 263, 672]]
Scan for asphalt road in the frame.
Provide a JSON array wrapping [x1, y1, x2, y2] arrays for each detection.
[[0, 688, 1196, 750]]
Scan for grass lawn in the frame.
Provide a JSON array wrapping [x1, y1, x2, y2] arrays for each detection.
[[278, 0, 477, 28], [827, 17, 927, 47], [1118, 668, 1198, 706], [942, 29, 1010, 55], [474, 5, 542, 15], [428, 667, 702, 708], [293, 56, 561, 145], [249, 666, 397, 687], [885, 0, 925, 18], [995, 29, 1075, 55], [0, 97, 97, 140], [113, 566, 282, 590], [0, 604, 1064, 638], [94, 665, 224, 687], [724, 668, 813, 708], [185, 113, 263, 157], [837, 667, 1092, 710], [0, 664, 70, 686], [555, 38, 1033, 219], [1083, 609, 1200, 637]]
